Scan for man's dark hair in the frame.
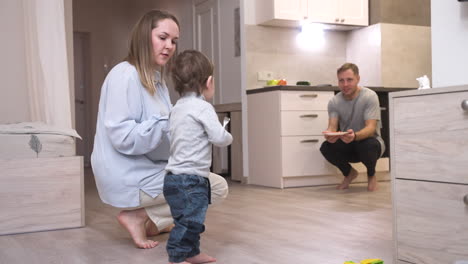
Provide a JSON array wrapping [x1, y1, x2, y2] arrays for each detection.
[[337, 63, 359, 76]]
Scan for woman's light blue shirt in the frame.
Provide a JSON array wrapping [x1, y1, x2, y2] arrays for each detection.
[[91, 61, 172, 208]]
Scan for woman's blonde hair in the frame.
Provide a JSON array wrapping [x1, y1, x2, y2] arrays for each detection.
[[125, 10, 180, 95]]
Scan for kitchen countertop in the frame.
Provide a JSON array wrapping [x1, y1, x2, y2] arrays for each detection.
[[246, 85, 415, 95]]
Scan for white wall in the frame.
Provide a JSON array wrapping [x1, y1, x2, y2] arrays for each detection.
[[431, 0, 468, 87], [243, 0, 256, 25], [0, 0, 31, 123]]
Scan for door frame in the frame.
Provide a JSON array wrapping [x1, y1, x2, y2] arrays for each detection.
[[73, 31, 92, 167], [192, 0, 222, 105]]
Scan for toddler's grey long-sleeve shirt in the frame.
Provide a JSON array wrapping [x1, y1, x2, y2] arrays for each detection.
[[166, 93, 233, 177]]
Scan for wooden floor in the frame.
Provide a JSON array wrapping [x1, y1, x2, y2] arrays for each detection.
[[0, 169, 393, 264]]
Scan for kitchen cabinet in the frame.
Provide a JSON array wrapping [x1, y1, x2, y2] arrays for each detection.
[[256, 0, 368, 27], [307, 0, 368, 26], [247, 86, 391, 188], [389, 85, 468, 263], [247, 89, 337, 188]]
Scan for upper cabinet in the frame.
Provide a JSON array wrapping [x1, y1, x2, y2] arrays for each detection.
[[307, 0, 368, 26], [256, 0, 368, 27]]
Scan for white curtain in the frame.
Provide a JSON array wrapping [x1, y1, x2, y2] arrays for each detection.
[[22, 0, 72, 128]]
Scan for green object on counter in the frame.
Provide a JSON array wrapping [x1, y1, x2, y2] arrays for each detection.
[[296, 81, 310, 85], [266, 79, 280, 86]]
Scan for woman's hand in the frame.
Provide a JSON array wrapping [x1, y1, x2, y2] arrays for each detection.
[[340, 129, 355, 144]]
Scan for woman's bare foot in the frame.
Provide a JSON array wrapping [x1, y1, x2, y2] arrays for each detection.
[[146, 220, 175, 237], [336, 168, 358, 190], [186, 252, 216, 264], [367, 175, 378, 191], [117, 209, 158, 249]]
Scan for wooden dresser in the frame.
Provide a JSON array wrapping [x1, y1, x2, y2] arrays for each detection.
[[389, 85, 468, 263]]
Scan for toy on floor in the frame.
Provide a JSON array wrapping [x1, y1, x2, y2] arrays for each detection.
[[344, 259, 383, 264]]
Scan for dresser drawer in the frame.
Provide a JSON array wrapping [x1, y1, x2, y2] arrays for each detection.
[[280, 91, 334, 111], [280, 111, 328, 136], [395, 179, 468, 263], [393, 91, 468, 184], [281, 136, 335, 177], [393, 91, 468, 134]]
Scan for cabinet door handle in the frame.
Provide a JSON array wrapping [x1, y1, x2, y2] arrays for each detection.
[[461, 100, 468, 111], [300, 139, 319, 143], [335, 18, 339, 22], [340, 18, 345, 23], [300, 94, 318, 98], [300, 114, 318, 118], [464, 194, 468, 205]]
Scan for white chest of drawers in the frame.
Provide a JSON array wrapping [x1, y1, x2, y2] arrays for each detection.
[[247, 89, 339, 188], [389, 85, 468, 264]]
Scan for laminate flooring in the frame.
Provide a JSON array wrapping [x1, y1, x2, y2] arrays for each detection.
[[0, 169, 393, 264]]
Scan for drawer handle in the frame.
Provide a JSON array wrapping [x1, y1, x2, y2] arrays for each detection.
[[464, 194, 468, 206], [300, 139, 319, 143], [300, 94, 318, 98], [300, 114, 318, 118], [461, 100, 468, 111]]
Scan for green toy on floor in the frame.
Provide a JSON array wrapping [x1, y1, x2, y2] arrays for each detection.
[[344, 259, 383, 264]]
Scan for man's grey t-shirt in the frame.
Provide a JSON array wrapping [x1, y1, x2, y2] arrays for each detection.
[[328, 86, 385, 155]]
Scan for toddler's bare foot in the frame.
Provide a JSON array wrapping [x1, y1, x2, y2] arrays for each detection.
[[367, 175, 378, 191], [117, 209, 158, 249], [336, 168, 358, 190], [146, 220, 174, 237], [186, 252, 216, 264]]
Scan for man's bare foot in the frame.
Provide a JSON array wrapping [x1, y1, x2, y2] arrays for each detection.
[[146, 220, 174, 237], [367, 175, 378, 191], [117, 209, 158, 249], [336, 168, 358, 190], [186, 252, 216, 264]]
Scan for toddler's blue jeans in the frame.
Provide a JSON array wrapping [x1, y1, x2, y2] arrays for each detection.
[[163, 173, 210, 263]]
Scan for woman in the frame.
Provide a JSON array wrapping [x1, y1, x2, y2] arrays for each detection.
[[91, 10, 228, 249]]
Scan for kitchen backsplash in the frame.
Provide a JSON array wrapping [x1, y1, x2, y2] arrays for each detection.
[[246, 25, 347, 90], [246, 22, 431, 90], [347, 23, 431, 88]]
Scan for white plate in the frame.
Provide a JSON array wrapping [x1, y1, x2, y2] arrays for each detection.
[[322, 131, 350, 136]]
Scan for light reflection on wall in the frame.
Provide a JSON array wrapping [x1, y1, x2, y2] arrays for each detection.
[[296, 22, 325, 51]]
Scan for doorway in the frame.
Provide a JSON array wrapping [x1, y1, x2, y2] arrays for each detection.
[[73, 32, 91, 167], [193, 0, 229, 175], [193, 0, 221, 105]]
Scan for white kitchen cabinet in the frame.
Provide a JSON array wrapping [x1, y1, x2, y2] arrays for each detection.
[[389, 85, 468, 263], [247, 90, 338, 188], [256, 0, 368, 27], [307, 0, 368, 26]]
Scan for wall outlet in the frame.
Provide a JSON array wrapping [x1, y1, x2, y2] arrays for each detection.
[[257, 71, 274, 81]]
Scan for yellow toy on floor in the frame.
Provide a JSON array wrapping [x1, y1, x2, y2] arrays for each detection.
[[344, 259, 383, 264]]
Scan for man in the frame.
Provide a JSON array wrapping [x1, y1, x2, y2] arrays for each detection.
[[320, 63, 385, 191]]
